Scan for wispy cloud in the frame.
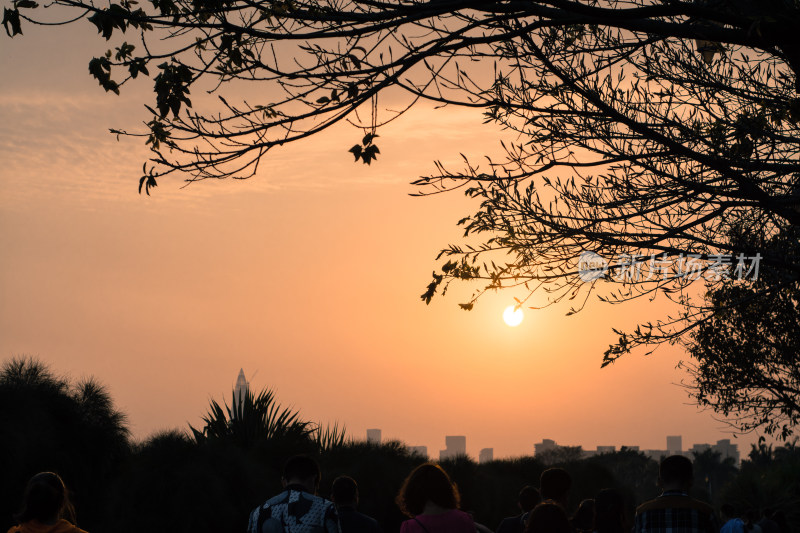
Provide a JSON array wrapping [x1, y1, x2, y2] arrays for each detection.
[[0, 89, 504, 210]]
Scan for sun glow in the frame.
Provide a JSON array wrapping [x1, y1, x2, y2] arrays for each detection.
[[503, 305, 524, 327]]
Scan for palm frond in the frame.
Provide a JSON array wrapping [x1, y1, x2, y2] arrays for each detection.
[[191, 386, 314, 449], [313, 421, 348, 452]]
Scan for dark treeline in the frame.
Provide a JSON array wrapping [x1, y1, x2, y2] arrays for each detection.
[[1, 358, 798, 533]]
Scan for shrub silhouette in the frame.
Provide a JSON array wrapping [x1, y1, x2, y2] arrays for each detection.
[[105, 430, 270, 533], [0, 357, 130, 532], [4, 358, 800, 533]]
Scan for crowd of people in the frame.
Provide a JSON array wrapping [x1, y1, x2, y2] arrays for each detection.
[[7, 455, 790, 533]]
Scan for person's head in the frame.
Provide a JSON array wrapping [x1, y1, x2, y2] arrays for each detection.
[[594, 488, 626, 533], [14, 472, 75, 525], [658, 455, 693, 491], [282, 455, 321, 493], [396, 463, 460, 517], [570, 498, 595, 532], [540, 468, 571, 507], [519, 485, 542, 513], [331, 475, 359, 508], [525, 501, 572, 533]]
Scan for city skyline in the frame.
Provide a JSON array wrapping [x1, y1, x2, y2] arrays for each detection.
[[359, 424, 741, 463]]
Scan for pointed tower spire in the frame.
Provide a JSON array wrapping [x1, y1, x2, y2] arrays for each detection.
[[233, 368, 249, 413]]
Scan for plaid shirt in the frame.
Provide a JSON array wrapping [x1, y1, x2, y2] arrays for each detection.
[[634, 491, 720, 533]]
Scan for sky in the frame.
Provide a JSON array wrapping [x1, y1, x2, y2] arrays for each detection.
[[0, 16, 765, 459]]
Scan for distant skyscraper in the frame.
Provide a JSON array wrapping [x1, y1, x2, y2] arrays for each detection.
[[446, 436, 466, 453], [644, 449, 669, 462], [597, 446, 616, 454], [534, 439, 557, 457], [366, 428, 382, 444], [690, 443, 712, 455], [440, 435, 467, 460], [233, 368, 249, 414], [409, 446, 428, 458], [686, 440, 739, 464], [479, 448, 494, 463], [712, 439, 740, 464], [667, 435, 682, 455]]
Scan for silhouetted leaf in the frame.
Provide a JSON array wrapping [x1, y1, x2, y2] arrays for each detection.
[[88, 56, 120, 94], [154, 62, 193, 117], [421, 272, 443, 304], [115, 42, 135, 61], [346, 54, 361, 69], [2, 8, 22, 36], [441, 260, 457, 273], [88, 7, 128, 40], [128, 59, 149, 78], [139, 174, 157, 195], [361, 144, 379, 164], [348, 144, 362, 161]]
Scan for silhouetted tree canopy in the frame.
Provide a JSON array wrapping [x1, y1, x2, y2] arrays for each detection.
[[721, 441, 800, 528], [4, 0, 800, 436], [689, 449, 737, 503], [683, 227, 800, 439], [0, 357, 130, 532]]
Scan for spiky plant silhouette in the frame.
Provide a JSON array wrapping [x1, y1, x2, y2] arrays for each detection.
[[313, 421, 348, 452], [191, 388, 314, 450]]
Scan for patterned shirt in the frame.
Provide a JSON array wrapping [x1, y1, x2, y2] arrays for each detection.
[[634, 491, 719, 533], [248, 486, 340, 533]]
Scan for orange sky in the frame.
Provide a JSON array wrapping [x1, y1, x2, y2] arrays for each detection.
[[0, 20, 765, 459]]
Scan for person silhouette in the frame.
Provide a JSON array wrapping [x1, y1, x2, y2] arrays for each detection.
[[330, 476, 381, 533], [540, 468, 571, 511], [496, 486, 541, 533], [634, 455, 719, 533], [594, 488, 627, 533], [395, 463, 474, 533], [571, 498, 595, 533], [8, 472, 88, 533], [524, 502, 571, 533], [248, 455, 340, 533]]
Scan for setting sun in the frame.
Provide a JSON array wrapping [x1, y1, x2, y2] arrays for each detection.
[[502, 305, 524, 327]]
